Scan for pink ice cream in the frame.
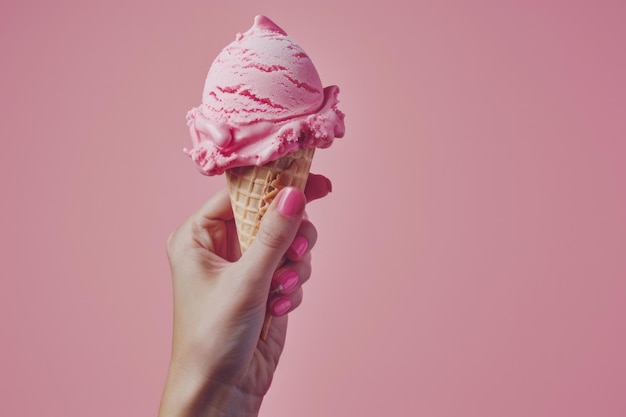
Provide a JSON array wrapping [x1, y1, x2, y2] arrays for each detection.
[[185, 15, 345, 175]]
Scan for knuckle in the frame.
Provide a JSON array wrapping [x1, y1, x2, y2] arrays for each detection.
[[301, 220, 318, 247], [301, 261, 312, 280], [257, 224, 290, 251]]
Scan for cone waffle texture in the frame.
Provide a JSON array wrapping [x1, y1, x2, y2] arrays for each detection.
[[226, 147, 315, 253]]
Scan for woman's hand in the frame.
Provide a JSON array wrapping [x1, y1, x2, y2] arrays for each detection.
[[159, 174, 332, 417]]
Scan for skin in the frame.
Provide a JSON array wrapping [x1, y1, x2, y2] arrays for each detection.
[[159, 174, 332, 417]]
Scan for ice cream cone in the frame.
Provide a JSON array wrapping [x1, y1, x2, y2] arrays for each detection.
[[186, 16, 344, 343], [225, 147, 315, 340]]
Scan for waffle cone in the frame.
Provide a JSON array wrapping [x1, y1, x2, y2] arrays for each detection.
[[226, 147, 314, 340], [226, 147, 315, 254]]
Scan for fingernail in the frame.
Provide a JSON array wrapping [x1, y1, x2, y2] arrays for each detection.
[[277, 187, 305, 217], [272, 298, 292, 316], [288, 236, 308, 259], [277, 270, 299, 293]]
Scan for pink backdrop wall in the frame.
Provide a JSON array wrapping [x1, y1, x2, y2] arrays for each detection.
[[2, 0, 625, 415]]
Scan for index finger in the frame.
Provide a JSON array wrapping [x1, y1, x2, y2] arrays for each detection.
[[304, 173, 332, 202], [192, 186, 234, 223]]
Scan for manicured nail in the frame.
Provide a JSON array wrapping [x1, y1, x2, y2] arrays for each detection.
[[277, 187, 305, 217], [277, 270, 299, 293], [288, 236, 308, 259], [272, 298, 292, 316]]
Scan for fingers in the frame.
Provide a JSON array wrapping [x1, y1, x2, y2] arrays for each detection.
[[267, 231, 315, 317], [180, 172, 328, 250], [286, 219, 317, 261], [268, 288, 303, 317], [191, 172, 329, 225], [271, 253, 312, 296], [192, 187, 234, 223], [239, 187, 306, 283], [168, 187, 239, 260], [169, 173, 330, 263], [167, 188, 232, 260], [269, 255, 310, 317]]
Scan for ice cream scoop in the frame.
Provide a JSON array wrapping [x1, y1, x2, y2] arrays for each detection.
[[185, 15, 345, 175]]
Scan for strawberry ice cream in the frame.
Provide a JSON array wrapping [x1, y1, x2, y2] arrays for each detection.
[[185, 15, 345, 175]]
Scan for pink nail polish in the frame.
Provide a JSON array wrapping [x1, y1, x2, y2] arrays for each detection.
[[277, 187, 305, 216], [289, 236, 308, 258], [278, 271, 299, 293], [272, 298, 292, 316]]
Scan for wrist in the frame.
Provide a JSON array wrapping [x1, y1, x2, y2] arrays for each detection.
[[159, 361, 263, 417]]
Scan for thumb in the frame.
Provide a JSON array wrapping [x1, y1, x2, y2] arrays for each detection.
[[239, 187, 306, 283]]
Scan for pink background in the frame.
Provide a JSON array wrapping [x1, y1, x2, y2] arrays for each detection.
[[2, 0, 625, 416]]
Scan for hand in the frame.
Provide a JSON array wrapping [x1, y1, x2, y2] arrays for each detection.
[[159, 174, 332, 417]]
